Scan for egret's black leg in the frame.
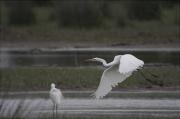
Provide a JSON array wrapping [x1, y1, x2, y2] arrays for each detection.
[[53, 104, 55, 119], [56, 105, 58, 118], [139, 67, 159, 78], [140, 70, 163, 86], [145, 69, 159, 78]]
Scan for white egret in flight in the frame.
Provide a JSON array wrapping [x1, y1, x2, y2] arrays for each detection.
[[87, 54, 144, 99], [49, 83, 63, 117]]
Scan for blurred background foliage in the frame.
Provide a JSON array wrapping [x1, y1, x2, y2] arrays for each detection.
[[1, 0, 179, 28], [6, 0, 36, 26]]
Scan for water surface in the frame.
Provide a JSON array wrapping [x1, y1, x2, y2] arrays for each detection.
[[1, 48, 179, 67], [0, 91, 180, 119]]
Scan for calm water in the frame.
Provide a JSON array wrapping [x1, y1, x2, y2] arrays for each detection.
[[0, 48, 180, 67], [0, 91, 180, 119]]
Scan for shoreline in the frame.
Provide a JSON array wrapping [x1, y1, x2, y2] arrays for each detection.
[[1, 41, 180, 49]]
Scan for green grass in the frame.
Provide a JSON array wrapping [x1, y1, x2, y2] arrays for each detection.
[[0, 67, 102, 91], [0, 66, 179, 91]]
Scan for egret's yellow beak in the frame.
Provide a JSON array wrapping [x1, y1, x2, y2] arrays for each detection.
[[85, 59, 95, 62]]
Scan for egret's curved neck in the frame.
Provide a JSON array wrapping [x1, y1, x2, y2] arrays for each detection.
[[96, 58, 115, 67]]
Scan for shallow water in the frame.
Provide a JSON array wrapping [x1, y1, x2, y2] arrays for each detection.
[[0, 91, 180, 119], [1, 48, 179, 67]]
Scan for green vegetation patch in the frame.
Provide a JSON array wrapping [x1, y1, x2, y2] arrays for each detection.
[[0, 66, 179, 91]]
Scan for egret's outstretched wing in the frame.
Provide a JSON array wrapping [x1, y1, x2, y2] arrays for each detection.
[[93, 65, 132, 99], [119, 54, 144, 74]]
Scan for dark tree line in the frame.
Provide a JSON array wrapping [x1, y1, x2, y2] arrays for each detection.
[[2, 0, 179, 27]]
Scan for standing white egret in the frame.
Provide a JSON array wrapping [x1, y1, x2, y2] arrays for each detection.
[[87, 54, 144, 99], [49, 83, 63, 118]]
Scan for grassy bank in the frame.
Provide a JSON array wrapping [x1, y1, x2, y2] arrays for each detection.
[[0, 66, 179, 91]]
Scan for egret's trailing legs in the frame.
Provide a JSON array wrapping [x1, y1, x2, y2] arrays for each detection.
[[140, 69, 162, 86]]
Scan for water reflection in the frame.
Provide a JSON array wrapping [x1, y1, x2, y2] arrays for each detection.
[[0, 48, 179, 67], [0, 91, 180, 119]]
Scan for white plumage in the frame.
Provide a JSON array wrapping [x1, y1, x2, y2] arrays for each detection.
[[119, 54, 144, 74], [87, 54, 144, 99], [49, 83, 62, 116]]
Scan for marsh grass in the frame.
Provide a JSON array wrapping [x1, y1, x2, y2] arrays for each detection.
[[0, 66, 179, 91]]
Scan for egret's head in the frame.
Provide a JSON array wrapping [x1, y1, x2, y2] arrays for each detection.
[[86, 57, 101, 62], [51, 83, 55, 88]]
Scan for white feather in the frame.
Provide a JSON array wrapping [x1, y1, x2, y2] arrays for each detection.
[[49, 87, 62, 105], [93, 64, 132, 99], [119, 54, 144, 74], [89, 54, 144, 99]]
